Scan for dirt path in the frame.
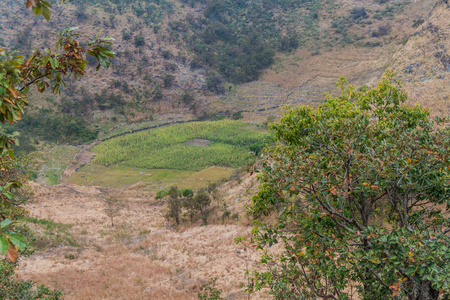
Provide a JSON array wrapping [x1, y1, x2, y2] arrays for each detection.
[[58, 146, 96, 183]]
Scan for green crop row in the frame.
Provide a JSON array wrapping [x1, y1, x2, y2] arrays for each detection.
[[92, 120, 271, 171]]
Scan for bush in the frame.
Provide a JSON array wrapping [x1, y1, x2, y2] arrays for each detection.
[[163, 74, 175, 87], [181, 91, 195, 105], [134, 36, 145, 47], [161, 50, 172, 59], [0, 260, 62, 299], [122, 29, 132, 40], [350, 7, 368, 20], [412, 18, 425, 28], [372, 24, 390, 37], [155, 190, 169, 200], [152, 88, 163, 101], [198, 278, 224, 300]]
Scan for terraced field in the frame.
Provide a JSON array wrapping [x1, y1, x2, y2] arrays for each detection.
[[92, 120, 270, 171], [67, 120, 271, 189]]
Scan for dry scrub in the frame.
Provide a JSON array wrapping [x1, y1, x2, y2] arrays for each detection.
[[17, 176, 269, 299]]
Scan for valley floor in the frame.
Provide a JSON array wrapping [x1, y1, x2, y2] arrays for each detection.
[[17, 182, 270, 299]]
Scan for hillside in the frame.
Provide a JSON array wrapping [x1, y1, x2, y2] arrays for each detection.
[[1, 0, 447, 153]]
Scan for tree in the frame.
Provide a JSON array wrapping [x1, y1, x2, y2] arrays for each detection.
[[165, 187, 182, 226], [247, 72, 450, 299], [193, 191, 211, 225], [183, 190, 211, 225], [103, 196, 125, 227], [0, 0, 113, 245], [0, 1, 113, 297]]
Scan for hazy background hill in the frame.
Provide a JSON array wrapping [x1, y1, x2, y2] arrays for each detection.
[[0, 0, 448, 152]]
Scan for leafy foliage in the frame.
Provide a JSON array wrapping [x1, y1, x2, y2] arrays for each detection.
[[0, 1, 113, 296], [0, 259, 62, 300], [197, 277, 225, 300], [0, 28, 113, 156], [247, 73, 450, 299]]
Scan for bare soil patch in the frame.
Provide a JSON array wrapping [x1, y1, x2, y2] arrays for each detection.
[[185, 139, 213, 147]]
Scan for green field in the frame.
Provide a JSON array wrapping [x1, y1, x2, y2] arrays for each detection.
[[92, 120, 270, 171], [66, 165, 235, 189]]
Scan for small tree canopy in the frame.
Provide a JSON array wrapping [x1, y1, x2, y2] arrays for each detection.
[[248, 72, 450, 299]]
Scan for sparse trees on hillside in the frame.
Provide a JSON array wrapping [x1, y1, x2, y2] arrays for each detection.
[[163, 187, 211, 226], [247, 72, 450, 299]]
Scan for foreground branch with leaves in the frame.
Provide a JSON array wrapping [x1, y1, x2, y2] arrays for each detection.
[[247, 72, 449, 299], [0, 0, 113, 259], [1, 1, 113, 298]]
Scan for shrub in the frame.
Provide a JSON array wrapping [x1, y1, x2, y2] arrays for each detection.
[[372, 24, 390, 37], [163, 74, 175, 87], [134, 36, 145, 47], [0, 260, 62, 299], [198, 278, 224, 300], [181, 91, 195, 105], [412, 18, 425, 28], [350, 7, 368, 20], [122, 29, 132, 40]]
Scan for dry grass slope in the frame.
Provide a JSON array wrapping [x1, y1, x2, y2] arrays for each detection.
[[18, 175, 270, 300]]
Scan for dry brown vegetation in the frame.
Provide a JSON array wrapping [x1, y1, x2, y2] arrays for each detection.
[[391, 4, 450, 118], [17, 175, 270, 299]]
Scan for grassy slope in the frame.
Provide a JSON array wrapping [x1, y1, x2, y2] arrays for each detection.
[[66, 164, 235, 189], [34, 145, 80, 185]]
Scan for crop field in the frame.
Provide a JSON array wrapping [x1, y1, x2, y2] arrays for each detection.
[[92, 120, 271, 171]]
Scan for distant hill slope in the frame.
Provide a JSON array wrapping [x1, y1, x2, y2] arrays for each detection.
[[391, 3, 450, 117], [0, 0, 447, 152]]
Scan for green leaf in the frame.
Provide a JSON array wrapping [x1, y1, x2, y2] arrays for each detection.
[[0, 235, 9, 255], [49, 58, 56, 69], [3, 192, 14, 200], [32, 6, 42, 15], [7, 233, 26, 249], [0, 219, 12, 229], [98, 55, 110, 69], [40, 0, 52, 7], [101, 36, 115, 41], [8, 149, 15, 158], [42, 6, 51, 21]]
